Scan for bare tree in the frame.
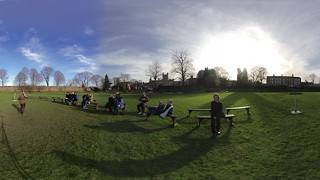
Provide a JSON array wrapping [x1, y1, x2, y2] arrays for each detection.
[[171, 50, 195, 84], [0, 69, 8, 86], [120, 73, 130, 82], [250, 66, 268, 83], [41, 66, 54, 86], [14, 72, 28, 86], [74, 71, 93, 87], [90, 74, 103, 87], [146, 61, 162, 81], [54, 71, 66, 86], [309, 73, 317, 83], [30, 68, 43, 86], [214, 66, 229, 79]]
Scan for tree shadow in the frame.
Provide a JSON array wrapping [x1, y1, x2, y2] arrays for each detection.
[[54, 125, 232, 178], [84, 119, 172, 134]]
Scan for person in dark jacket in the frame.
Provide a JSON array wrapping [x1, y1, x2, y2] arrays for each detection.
[[211, 94, 224, 136], [105, 94, 116, 113], [137, 92, 149, 115]]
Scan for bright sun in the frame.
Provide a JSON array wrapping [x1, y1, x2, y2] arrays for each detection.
[[195, 26, 292, 79]]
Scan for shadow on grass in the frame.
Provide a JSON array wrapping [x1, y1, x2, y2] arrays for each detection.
[[11, 104, 20, 114], [54, 125, 232, 178], [84, 120, 172, 134]]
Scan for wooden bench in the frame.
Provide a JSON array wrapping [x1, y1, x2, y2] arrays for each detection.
[[52, 97, 64, 103], [197, 114, 235, 127], [188, 108, 211, 117], [226, 106, 250, 116], [39, 96, 49, 100], [86, 102, 99, 110]]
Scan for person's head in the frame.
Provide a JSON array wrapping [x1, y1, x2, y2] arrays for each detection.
[[213, 94, 220, 102], [167, 99, 173, 105]]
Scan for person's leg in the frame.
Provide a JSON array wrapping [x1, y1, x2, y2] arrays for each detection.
[[137, 103, 141, 113], [216, 117, 221, 134], [211, 117, 216, 136]]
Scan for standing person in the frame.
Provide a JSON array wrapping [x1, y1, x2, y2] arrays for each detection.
[[211, 94, 224, 137], [137, 92, 149, 115], [18, 90, 28, 114]]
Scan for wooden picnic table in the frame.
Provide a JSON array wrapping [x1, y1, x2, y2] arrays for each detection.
[[226, 106, 250, 116], [188, 105, 251, 117]]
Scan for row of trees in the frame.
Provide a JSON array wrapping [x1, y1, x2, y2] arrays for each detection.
[[146, 49, 271, 88], [14, 66, 65, 87]]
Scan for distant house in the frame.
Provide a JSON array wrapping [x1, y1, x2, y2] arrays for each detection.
[[266, 75, 301, 88]]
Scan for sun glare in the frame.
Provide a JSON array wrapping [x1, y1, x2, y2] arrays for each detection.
[[195, 26, 291, 79]]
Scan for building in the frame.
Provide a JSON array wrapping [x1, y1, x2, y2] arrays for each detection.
[[266, 75, 301, 88], [148, 73, 175, 88]]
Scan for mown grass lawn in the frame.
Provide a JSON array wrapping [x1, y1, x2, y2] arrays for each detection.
[[0, 92, 319, 179]]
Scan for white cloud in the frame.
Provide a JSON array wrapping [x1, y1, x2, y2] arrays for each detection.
[[20, 37, 45, 63], [20, 47, 43, 63], [84, 26, 94, 36], [59, 44, 97, 72]]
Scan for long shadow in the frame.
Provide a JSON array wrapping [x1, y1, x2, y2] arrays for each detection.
[[84, 120, 172, 134], [54, 126, 231, 178], [11, 104, 20, 114]]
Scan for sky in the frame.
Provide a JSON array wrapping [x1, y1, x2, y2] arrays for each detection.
[[1, 0, 320, 85]]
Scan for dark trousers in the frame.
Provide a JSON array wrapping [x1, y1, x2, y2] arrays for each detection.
[[137, 102, 147, 113], [20, 103, 26, 114], [211, 117, 221, 135]]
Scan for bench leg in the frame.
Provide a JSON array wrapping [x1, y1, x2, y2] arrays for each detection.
[[229, 118, 234, 127], [246, 109, 251, 116], [226, 110, 230, 115], [171, 117, 176, 128], [198, 118, 202, 127]]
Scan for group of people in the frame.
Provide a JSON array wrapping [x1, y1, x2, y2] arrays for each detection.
[[16, 89, 224, 137], [105, 92, 126, 114], [65, 92, 79, 105]]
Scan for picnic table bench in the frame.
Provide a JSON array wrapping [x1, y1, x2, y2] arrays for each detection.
[[86, 102, 99, 110], [197, 114, 235, 127], [226, 106, 250, 116], [188, 108, 210, 117], [52, 97, 64, 103]]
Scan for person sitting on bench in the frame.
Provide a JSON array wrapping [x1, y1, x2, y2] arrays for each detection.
[[147, 100, 177, 127], [211, 94, 224, 136], [114, 92, 125, 114], [105, 94, 116, 113], [71, 92, 78, 105], [137, 92, 149, 115], [81, 93, 91, 110], [146, 101, 165, 116], [65, 92, 72, 105]]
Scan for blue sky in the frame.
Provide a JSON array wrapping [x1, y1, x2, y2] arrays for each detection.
[[1, 0, 320, 84]]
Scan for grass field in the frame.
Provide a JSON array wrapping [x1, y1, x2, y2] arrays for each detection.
[[0, 92, 319, 179]]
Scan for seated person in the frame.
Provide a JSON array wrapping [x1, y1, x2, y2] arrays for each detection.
[[137, 92, 149, 115], [65, 92, 72, 105], [105, 94, 116, 113], [147, 101, 165, 116], [71, 92, 79, 105], [114, 92, 125, 114], [81, 93, 91, 109], [147, 100, 177, 127]]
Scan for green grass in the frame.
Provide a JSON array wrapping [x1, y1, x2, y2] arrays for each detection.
[[0, 92, 319, 179]]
